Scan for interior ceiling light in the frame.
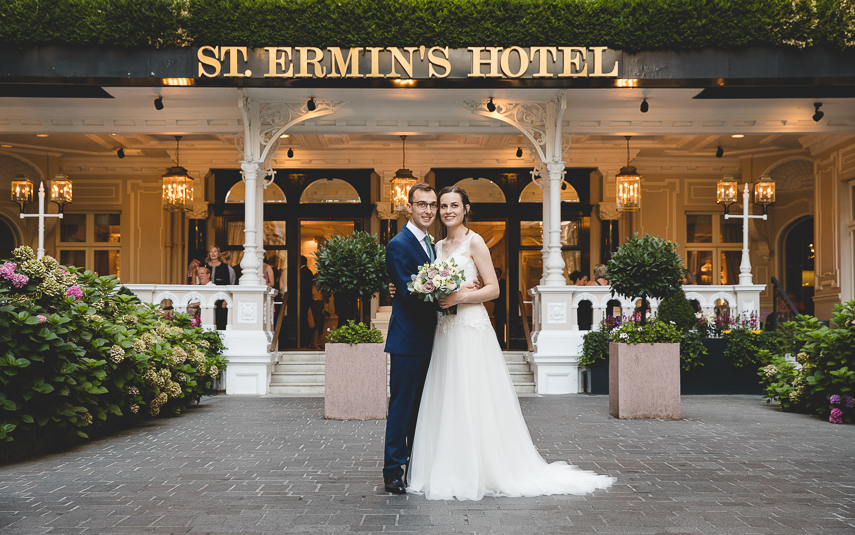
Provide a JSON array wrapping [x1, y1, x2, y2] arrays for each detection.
[[486, 97, 496, 112], [716, 146, 724, 158], [116, 148, 125, 159], [640, 99, 649, 113], [111, 133, 117, 136], [280, 134, 289, 138], [516, 147, 523, 158], [307, 98, 316, 112], [731, 134, 744, 138], [812, 102, 824, 122], [36, 134, 49, 138], [154, 97, 164, 110], [1, 144, 11, 148], [287, 148, 294, 158]]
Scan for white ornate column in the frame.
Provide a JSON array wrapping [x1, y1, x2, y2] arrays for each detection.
[[544, 162, 567, 285], [539, 171, 551, 285], [239, 160, 263, 285]]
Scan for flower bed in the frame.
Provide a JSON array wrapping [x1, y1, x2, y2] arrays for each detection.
[[0, 246, 227, 447]]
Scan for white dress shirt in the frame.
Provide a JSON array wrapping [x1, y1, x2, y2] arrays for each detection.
[[406, 220, 431, 258]]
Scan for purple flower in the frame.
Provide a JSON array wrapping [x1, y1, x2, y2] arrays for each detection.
[[0, 261, 16, 279], [36, 315, 47, 323], [66, 285, 83, 300], [190, 316, 201, 327], [422, 280, 435, 293], [846, 397, 855, 409], [830, 408, 843, 424], [9, 273, 28, 288], [830, 394, 842, 405]]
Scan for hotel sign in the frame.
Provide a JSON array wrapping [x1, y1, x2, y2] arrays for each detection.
[[197, 47, 620, 79]]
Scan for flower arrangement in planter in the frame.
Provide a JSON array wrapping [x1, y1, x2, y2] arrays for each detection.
[[605, 233, 685, 419], [759, 301, 855, 424], [0, 246, 227, 445]]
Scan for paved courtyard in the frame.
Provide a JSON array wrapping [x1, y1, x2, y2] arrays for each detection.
[[1, 394, 853, 534]]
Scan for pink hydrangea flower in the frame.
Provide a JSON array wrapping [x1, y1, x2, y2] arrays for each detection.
[[190, 316, 201, 327], [66, 285, 83, 300], [0, 262, 16, 279], [9, 273, 28, 288], [36, 315, 47, 323], [830, 394, 842, 405], [830, 408, 843, 424]]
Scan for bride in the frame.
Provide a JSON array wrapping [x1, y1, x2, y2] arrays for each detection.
[[406, 185, 615, 501]]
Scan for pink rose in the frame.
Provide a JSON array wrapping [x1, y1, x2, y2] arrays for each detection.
[[440, 269, 450, 277], [428, 270, 438, 279], [423, 280, 435, 293]]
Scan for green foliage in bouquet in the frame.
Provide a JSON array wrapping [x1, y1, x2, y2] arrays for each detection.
[[313, 231, 387, 327], [607, 233, 685, 325], [759, 301, 855, 422], [326, 320, 384, 345], [0, 246, 227, 443]]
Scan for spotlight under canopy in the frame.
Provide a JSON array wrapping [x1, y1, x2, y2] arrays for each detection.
[[812, 102, 824, 122], [716, 146, 724, 158], [516, 147, 523, 158], [486, 97, 496, 112], [640, 99, 649, 113], [117, 148, 125, 159], [153, 97, 163, 111], [307, 98, 317, 112], [287, 148, 294, 158]]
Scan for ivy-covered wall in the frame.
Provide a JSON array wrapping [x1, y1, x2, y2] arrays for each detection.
[[1, 0, 853, 51]]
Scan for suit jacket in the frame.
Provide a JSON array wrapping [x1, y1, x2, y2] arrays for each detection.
[[384, 225, 438, 355]]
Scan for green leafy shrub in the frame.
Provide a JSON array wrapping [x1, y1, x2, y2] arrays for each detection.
[[657, 289, 697, 332], [678, 329, 707, 372], [607, 233, 685, 325], [579, 324, 611, 367], [723, 328, 777, 368], [0, 247, 227, 443], [759, 301, 855, 422], [313, 231, 387, 327], [326, 319, 384, 344]]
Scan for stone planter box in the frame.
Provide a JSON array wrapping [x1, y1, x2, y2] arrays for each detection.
[[609, 342, 681, 419], [324, 343, 387, 420]]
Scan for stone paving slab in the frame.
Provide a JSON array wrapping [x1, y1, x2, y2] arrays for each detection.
[[1, 395, 854, 534]]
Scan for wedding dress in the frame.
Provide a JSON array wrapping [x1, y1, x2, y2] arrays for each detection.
[[407, 232, 615, 501]]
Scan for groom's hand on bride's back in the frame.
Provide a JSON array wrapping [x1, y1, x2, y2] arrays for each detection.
[[388, 282, 397, 298], [468, 275, 483, 291]]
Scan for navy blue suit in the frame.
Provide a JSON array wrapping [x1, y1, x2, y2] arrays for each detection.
[[383, 225, 437, 480]]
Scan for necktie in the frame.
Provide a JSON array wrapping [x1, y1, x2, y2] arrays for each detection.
[[424, 235, 435, 263]]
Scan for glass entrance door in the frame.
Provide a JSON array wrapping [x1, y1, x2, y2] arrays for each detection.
[[298, 220, 356, 349], [468, 221, 508, 348]]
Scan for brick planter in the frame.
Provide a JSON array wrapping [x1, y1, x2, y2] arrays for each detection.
[[324, 343, 387, 420], [608, 342, 681, 419]]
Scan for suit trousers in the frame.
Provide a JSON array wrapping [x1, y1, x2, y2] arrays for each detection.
[[383, 352, 432, 480]]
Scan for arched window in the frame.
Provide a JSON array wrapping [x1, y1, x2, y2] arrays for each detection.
[[300, 178, 360, 204], [225, 181, 287, 203], [452, 178, 506, 203], [519, 181, 579, 203]]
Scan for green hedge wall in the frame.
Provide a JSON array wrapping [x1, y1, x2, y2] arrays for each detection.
[[1, 0, 853, 51]]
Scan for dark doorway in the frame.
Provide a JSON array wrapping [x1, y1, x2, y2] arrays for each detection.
[[784, 217, 814, 317], [0, 219, 17, 260]]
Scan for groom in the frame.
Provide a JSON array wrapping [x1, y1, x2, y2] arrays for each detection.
[[383, 182, 439, 495]]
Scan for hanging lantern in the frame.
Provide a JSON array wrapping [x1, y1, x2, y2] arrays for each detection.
[[716, 175, 738, 215], [754, 175, 776, 214], [161, 136, 194, 211], [390, 135, 417, 213], [49, 173, 73, 214], [11, 173, 33, 213], [615, 136, 640, 211]]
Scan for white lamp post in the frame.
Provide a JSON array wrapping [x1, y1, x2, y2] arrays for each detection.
[[723, 181, 774, 286], [12, 173, 72, 260]]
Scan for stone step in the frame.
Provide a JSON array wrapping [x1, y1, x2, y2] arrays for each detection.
[[271, 371, 325, 385], [268, 383, 325, 396]]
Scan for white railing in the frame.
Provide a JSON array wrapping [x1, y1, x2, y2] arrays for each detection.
[[122, 284, 277, 333], [555, 284, 746, 330]]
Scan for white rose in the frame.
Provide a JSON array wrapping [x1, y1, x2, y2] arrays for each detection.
[[444, 280, 457, 291], [433, 276, 442, 286], [413, 280, 424, 293]]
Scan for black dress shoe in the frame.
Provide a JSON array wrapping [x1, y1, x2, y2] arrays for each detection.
[[384, 476, 406, 494]]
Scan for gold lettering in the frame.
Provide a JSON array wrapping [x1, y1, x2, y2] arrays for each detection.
[[468, 47, 502, 78], [530, 47, 557, 78], [365, 47, 384, 78], [590, 47, 618, 77], [427, 47, 451, 78], [197, 46, 221, 77], [296, 47, 327, 78], [388, 47, 419, 78], [329, 47, 362, 78], [220, 47, 249, 77], [558, 47, 588, 77], [500, 46, 529, 78], [264, 47, 293, 77]]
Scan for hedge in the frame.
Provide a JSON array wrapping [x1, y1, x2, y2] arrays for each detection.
[[1, 0, 853, 51]]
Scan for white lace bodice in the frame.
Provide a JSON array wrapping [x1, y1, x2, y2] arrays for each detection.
[[436, 232, 492, 333]]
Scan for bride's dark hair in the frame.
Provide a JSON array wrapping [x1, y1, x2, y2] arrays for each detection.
[[437, 185, 472, 238]]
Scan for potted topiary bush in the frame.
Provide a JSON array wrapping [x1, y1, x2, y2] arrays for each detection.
[[312, 232, 389, 420], [605, 233, 685, 419]]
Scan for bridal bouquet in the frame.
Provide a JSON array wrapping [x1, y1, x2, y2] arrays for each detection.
[[408, 259, 466, 316]]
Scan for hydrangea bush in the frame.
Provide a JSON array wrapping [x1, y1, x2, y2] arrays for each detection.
[[759, 301, 855, 423], [0, 246, 227, 442]]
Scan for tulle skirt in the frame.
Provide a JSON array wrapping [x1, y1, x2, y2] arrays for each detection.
[[407, 305, 615, 501]]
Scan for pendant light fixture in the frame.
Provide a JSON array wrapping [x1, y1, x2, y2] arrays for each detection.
[[162, 135, 193, 212], [390, 135, 417, 213], [615, 136, 641, 212]]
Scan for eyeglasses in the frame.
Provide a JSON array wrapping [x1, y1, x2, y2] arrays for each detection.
[[412, 201, 438, 211]]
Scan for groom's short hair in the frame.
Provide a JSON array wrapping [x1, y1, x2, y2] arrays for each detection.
[[408, 182, 435, 203]]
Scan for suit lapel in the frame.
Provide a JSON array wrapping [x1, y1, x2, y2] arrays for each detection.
[[401, 225, 431, 264]]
